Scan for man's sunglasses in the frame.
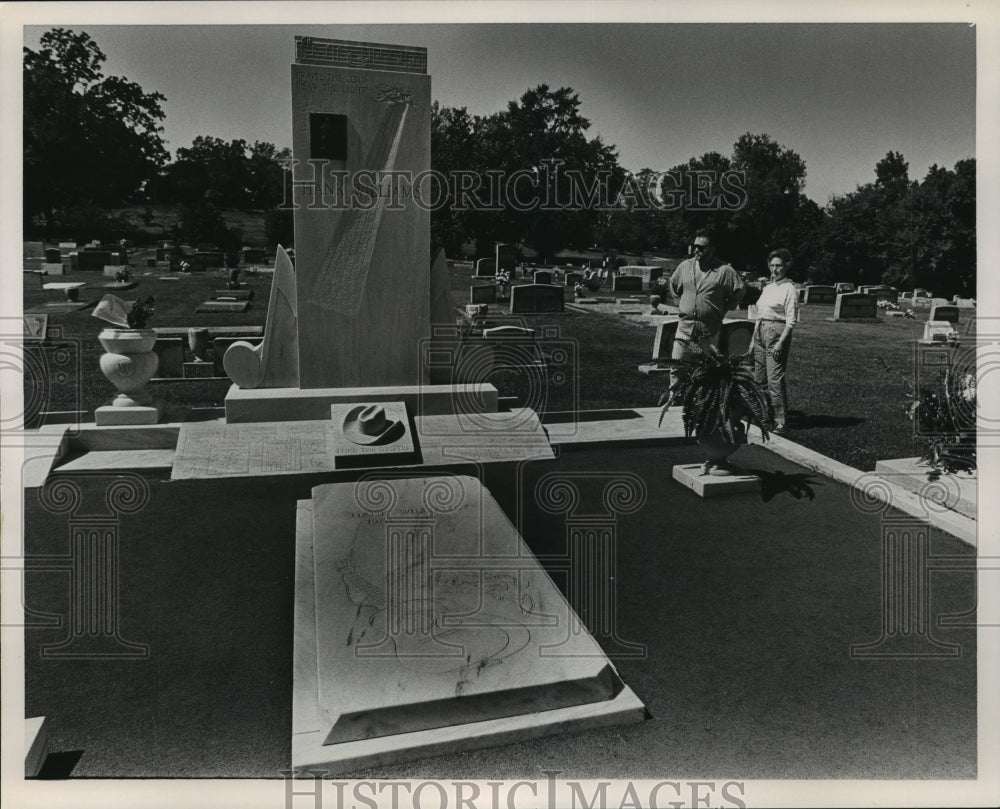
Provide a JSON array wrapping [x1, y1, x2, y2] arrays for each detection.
[[690, 243, 710, 251]]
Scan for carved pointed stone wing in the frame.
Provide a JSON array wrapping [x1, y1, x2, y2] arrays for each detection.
[[223, 245, 299, 388]]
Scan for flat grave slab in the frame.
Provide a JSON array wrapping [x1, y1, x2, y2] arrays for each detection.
[[672, 463, 761, 497], [54, 449, 176, 473], [41, 282, 86, 291], [196, 300, 251, 313], [24, 300, 96, 315], [292, 475, 644, 774], [414, 408, 554, 465], [212, 289, 254, 300], [96, 281, 139, 291]]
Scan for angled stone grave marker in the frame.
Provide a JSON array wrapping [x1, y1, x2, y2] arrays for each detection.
[[223, 245, 298, 388]]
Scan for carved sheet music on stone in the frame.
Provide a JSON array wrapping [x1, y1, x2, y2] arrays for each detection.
[[171, 421, 336, 479], [308, 98, 409, 315]]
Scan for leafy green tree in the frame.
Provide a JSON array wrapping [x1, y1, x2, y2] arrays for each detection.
[[24, 28, 168, 232]]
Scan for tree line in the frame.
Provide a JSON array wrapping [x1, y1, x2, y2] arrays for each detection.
[[25, 29, 974, 296]]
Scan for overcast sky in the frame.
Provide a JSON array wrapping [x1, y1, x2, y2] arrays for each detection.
[[23, 21, 975, 205]]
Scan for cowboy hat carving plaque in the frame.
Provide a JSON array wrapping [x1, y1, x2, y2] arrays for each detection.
[[331, 401, 417, 468]]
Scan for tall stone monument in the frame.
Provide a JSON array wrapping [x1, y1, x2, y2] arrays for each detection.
[[292, 36, 431, 388]]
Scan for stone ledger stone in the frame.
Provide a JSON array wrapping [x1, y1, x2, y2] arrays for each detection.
[[292, 39, 431, 388], [292, 475, 643, 773]]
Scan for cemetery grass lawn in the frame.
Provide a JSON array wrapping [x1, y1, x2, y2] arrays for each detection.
[[25, 262, 969, 471]]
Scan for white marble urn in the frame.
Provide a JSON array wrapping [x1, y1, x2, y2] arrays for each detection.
[[98, 328, 159, 407]]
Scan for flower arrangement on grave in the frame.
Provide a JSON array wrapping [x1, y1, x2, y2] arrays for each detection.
[[114, 267, 131, 284], [906, 366, 976, 478], [658, 331, 772, 475], [496, 269, 511, 298]]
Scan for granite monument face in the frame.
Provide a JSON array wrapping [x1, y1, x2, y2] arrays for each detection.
[[292, 36, 431, 388]]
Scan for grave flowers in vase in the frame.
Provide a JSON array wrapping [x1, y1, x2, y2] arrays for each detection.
[[658, 333, 771, 475], [92, 294, 158, 409]]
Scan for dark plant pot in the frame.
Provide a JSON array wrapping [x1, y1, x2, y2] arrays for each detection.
[[697, 422, 747, 476]]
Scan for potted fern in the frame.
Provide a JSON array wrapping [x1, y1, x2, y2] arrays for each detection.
[[659, 338, 772, 475]]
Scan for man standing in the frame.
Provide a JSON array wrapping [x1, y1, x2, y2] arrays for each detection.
[[667, 231, 745, 398]]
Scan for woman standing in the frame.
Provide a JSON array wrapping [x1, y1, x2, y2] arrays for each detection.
[[752, 248, 798, 433]]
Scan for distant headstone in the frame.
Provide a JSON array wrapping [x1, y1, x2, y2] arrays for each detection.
[[24, 241, 44, 259], [242, 247, 266, 264], [77, 251, 112, 272], [470, 284, 498, 304], [153, 337, 186, 378], [41, 263, 64, 275], [58, 242, 77, 254], [833, 292, 878, 321], [619, 265, 663, 285], [183, 361, 217, 379], [929, 303, 960, 324], [565, 272, 582, 287], [720, 320, 754, 357], [193, 251, 224, 269], [495, 244, 517, 272], [155, 248, 168, 261], [651, 318, 680, 361], [44, 248, 61, 263], [509, 284, 565, 313], [475, 258, 496, 276], [922, 320, 958, 343], [612, 275, 643, 293], [834, 282, 854, 294], [803, 285, 836, 304], [533, 270, 553, 285]]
